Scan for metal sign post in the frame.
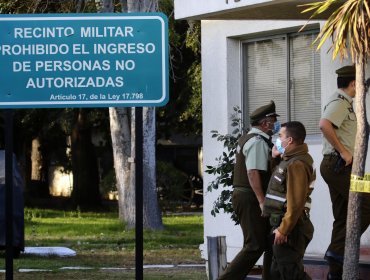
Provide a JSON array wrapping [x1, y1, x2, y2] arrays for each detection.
[[135, 107, 144, 280], [5, 110, 14, 280]]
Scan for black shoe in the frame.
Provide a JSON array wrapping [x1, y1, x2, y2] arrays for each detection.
[[327, 273, 342, 280], [325, 250, 344, 264]]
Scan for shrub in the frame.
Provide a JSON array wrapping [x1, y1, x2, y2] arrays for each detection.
[[100, 169, 117, 198], [156, 161, 189, 211], [205, 106, 243, 223]]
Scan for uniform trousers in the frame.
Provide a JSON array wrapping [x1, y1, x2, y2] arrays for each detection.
[[218, 187, 272, 280], [320, 155, 370, 276], [271, 216, 313, 280]]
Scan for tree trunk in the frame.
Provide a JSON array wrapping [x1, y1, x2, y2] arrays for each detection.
[[343, 58, 369, 279], [104, 0, 162, 229], [143, 107, 163, 229], [101, 0, 113, 12], [102, 0, 135, 228], [70, 108, 101, 210], [127, 0, 158, 13], [127, 0, 163, 230], [94, 0, 101, 11], [109, 107, 132, 221], [31, 138, 42, 181], [120, 0, 128, 12], [76, 0, 85, 13], [101, 0, 130, 223]]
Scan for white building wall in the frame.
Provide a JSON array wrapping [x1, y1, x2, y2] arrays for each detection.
[[200, 19, 370, 263]]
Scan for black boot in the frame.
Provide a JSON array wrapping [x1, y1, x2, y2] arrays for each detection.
[[325, 250, 343, 280], [327, 272, 342, 280]]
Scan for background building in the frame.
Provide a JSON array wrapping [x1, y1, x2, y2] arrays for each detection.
[[174, 0, 370, 265]]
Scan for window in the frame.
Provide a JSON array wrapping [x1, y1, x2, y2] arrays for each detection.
[[242, 30, 321, 135]]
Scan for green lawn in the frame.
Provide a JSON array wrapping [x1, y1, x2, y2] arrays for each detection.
[[0, 208, 207, 279]]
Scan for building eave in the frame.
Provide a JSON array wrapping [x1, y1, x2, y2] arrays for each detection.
[[174, 0, 345, 21]]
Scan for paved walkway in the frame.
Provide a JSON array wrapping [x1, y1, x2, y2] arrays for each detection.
[[1, 247, 206, 274], [0, 264, 206, 274]]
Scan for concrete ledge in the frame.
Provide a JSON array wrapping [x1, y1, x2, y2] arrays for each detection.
[[246, 254, 370, 280], [23, 247, 76, 257], [0, 264, 206, 274], [304, 254, 370, 280]]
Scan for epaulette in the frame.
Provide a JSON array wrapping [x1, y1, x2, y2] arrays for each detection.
[[337, 94, 353, 107], [337, 94, 345, 101], [325, 94, 353, 112], [250, 134, 273, 149], [338, 94, 354, 113]]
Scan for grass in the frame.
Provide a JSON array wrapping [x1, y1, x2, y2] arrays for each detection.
[[0, 207, 207, 279]]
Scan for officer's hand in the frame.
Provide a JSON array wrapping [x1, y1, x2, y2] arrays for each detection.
[[259, 202, 264, 214], [340, 150, 353, 166], [273, 229, 287, 245], [272, 145, 281, 158], [259, 203, 269, 217]]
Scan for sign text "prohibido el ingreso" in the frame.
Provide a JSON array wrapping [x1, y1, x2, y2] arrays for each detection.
[[0, 13, 169, 108]]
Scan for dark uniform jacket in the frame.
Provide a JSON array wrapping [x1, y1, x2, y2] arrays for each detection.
[[233, 132, 273, 193], [264, 144, 314, 235]]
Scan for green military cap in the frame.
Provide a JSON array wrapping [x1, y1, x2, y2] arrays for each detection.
[[336, 65, 355, 78], [250, 101, 279, 122]]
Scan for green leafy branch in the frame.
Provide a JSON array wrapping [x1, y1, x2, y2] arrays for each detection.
[[205, 106, 244, 224]]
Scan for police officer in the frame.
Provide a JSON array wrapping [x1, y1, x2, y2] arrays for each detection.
[[320, 65, 370, 279], [218, 101, 280, 280], [263, 121, 315, 280]]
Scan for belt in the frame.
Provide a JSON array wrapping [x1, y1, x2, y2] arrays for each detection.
[[234, 186, 252, 192], [323, 152, 339, 159], [303, 208, 310, 219]]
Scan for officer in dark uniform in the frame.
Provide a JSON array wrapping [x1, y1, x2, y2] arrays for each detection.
[[320, 65, 370, 279], [263, 121, 315, 280], [218, 101, 280, 280]]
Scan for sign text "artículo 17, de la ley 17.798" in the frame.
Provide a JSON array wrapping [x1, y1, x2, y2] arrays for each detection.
[[0, 13, 169, 108]]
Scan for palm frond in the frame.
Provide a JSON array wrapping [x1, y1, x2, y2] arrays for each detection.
[[299, 1, 326, 14], [302, 0, 370, 62], [300, 0, 337, 15], [364, 0, 370, 18]]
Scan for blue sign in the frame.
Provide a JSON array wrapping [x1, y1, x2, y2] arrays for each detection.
[[0, 13, 169, 108]]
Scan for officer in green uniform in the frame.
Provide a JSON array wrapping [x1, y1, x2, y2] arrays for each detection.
[[218, 101, 280, 280], [263, 121, 315, 280], [320, 65, 370, 279]]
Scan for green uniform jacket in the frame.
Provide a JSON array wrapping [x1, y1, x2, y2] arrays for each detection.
[[322, 90, 356, 155], [233, 128, 273, 190], [277, 144, 314, 235]]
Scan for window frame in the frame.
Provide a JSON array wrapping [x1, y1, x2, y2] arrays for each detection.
[[241, 28, 321, 135]]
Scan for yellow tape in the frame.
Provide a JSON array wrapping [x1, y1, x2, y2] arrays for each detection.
[[350, 173, 370, 193]]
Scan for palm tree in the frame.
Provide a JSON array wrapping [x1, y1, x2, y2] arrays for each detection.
[[302, 0, 370, 278]]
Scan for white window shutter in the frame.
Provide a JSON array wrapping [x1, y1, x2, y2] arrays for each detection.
[[289, 33, 321, 135], [245, 38, 287, 123]]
